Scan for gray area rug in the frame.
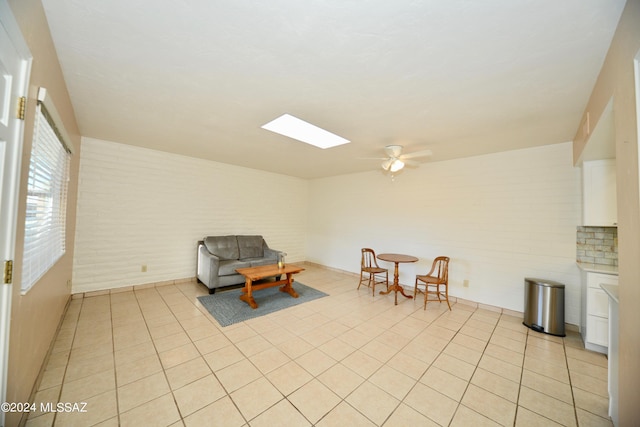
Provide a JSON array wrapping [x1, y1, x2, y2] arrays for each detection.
[[197, 281, 328, 327]]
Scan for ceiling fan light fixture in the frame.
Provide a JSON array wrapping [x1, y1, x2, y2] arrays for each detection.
[[376, 144, 429, 174], [381, 158, 405, 172], [385, 145, 403, 158], [389, 159, 404, 172]]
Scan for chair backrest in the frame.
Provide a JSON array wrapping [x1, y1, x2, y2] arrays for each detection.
[[361, 248, 379, 269], [431, 256, 450, 282]]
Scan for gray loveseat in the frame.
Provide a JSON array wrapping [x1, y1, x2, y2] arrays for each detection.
[[197, 235, 283, 294]]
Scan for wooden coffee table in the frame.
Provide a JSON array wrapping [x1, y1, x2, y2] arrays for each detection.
[[235, 264, 305, 309]]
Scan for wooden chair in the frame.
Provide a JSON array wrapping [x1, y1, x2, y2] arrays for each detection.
[[414, 256, 450, 310], [357, 248, 388, 296]]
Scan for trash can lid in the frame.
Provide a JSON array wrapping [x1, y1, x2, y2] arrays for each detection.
[[524, 278, 565, 288]]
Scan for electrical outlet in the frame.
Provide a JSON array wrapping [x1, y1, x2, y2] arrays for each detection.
[[463, 279, 469, 288], [141, 265, 147, 272]]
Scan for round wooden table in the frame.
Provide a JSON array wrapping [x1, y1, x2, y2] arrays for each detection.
[[377, 253, 418, 305]]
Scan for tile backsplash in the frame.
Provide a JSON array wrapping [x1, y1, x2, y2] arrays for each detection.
[[577, 226, 618, 265]]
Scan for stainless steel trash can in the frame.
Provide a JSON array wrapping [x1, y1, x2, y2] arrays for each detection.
[[523, 278, 565, 336]]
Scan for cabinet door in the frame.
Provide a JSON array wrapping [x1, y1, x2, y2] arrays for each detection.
[[588, 287, 610, 318], [587, 315, 609, 347], [583, 159, 617, 226]]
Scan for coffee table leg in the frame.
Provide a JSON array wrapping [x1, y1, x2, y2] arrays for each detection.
[[239, 278, 258, 309], [279, 273, 299, 298]]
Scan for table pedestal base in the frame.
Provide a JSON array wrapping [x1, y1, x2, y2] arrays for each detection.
[[379, 284, 413, 305], [378, 261, 414, 305]]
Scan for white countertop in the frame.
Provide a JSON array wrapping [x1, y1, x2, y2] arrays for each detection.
[[601, 284, 619, 304], [576, 262, 618, 275]]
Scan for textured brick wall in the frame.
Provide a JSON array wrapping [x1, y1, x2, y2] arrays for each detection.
[[307, 142, 583, 324], [576, 226, 618, 265], [73, 137, 308, 293], [74, 138, 583, 325]]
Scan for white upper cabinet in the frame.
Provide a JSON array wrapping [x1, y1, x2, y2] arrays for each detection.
[[583, 159, 617, 226]]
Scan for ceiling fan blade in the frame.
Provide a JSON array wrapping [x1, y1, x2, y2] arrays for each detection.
[[381, 159, 393, 171], [401, 149, 432, 159], [404, 159, 420, 167]]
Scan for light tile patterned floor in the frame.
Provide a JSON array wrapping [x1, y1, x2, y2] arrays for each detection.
[[27, 264, 612, 426]]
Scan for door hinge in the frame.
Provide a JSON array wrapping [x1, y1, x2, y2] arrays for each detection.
[[16, 96, 26, 120], [3, 260, 13, 284]]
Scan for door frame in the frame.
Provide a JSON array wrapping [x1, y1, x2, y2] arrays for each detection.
[[0, 0, 32, 420], [635, 48, 640, 208]]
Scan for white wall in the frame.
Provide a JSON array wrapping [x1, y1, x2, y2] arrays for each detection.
[[307, 142, 583, 324], [73, 138, 582, 324], [72, 137, 308, 293]]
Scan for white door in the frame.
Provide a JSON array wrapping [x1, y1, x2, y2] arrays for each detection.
[[0, 0, 32, 420]]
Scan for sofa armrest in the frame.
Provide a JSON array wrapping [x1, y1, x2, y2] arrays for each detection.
[[263, 247, 282, 262], [198, 244, 221, 287]]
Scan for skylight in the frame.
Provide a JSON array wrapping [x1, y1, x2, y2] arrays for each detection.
[[261, 114, 350, 149]]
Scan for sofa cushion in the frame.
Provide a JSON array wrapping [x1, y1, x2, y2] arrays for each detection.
[[245, 257, 274, 267], [204, 236, 239, 260], [237, 235, 264, 259], [219, 259, 251, 276]]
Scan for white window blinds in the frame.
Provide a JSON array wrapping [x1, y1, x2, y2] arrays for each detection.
[[21, 98, 71, 293]]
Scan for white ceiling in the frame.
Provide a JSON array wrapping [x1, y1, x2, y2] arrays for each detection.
[[41, 0, 626, 179]]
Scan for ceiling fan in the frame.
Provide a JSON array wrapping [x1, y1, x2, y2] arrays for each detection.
[[370, 145, 433, 173]]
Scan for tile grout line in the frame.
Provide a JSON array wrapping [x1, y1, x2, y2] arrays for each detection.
[[296, 291, 388, 425], [227, 280, 419, 426], [135, 286, 191, 424], [399, 305, 461, 426], [109, 292, 120, 426], [445, 307, 503, 426], [172, 283, 240, 424], [51, 300, 81, 426], [176, 282, 263, 425], [253, 285, 344, 426], [520, 330, 581, 426], [28, 267, 613, 427], [320, 290, 505, 425], [339, 301, 447, 426], [513, 326, 530, 426], [564, 336, 580, 427]]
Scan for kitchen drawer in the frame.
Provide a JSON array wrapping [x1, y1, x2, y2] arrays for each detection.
[[588, 287, 610, 318], [587, 272, 618, 288], [587, 315, 609, 347]]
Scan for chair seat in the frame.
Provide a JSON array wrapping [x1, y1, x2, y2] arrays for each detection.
[[364, 267, 387, 274], [416, 275, 444, 284]]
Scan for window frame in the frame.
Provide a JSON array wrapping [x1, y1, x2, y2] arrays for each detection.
[[20, 88, 73, 294]]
